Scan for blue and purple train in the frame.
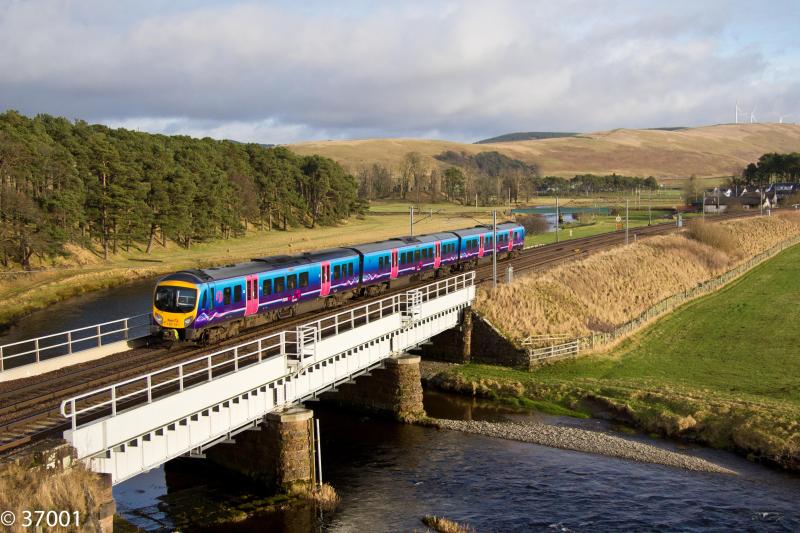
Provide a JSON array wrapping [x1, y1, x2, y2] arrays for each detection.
[[152, 222, 525, 343]]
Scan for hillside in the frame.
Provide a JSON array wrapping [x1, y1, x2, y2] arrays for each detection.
[[290, 123, 800, 180]]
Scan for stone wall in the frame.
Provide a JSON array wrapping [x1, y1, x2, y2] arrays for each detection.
[[206, 408, 315, 493], [422, 310, 529, 369], [324, 355, 425, 422], [469, 312, 529, 368]]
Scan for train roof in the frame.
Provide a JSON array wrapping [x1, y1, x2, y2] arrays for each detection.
[[160, 248, 357, 283], [451, 222, 522, 238], [348, 231, 459, 254], [347, 239, 407, 254]]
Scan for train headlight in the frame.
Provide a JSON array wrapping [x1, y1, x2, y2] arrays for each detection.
[[184, 316, 194, 327], [154, 313, 163, 325]]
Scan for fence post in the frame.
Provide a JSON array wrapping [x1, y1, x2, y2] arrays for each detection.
[[147, 375, 152, 403], [96, 325, 102, 347], [34, 338, 40, 363], [111, 387, 117, 416], [0, 347, 3, 372], [67, 332, 73, 354], [123, 318, 129, 341]]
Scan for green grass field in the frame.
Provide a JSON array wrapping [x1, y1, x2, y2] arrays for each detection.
[[445, 243, 800, 468]]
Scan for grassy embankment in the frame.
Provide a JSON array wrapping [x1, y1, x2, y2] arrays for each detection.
[[477, 213, 800, 338], [433, 214, 800, 470]]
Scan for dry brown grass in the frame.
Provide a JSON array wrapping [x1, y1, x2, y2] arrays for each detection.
[[421, 515, 475, 533], [290, 123, 800, 179], [476, 213, 800, 340], [686, 220, 739, 257], [292, 482, 340, 511], [0, 462, 107, 532]]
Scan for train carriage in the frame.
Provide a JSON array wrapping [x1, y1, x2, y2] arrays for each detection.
[[152, 221, 525, 343]]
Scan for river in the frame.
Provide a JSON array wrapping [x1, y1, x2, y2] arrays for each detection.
[[0, 277, 155, 345], [113, 390, 800, 532]]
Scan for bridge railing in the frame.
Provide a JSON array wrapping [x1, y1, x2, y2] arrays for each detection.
[[0, 314, 151, 372], [61, 330, 289, 430], [61, 271, 476, 430]]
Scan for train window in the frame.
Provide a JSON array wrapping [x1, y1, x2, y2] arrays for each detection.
[[400, 252, 406, 265], [263, 279, 272, 296], [299, 272, 309, 288], [223, 287, 231, 305], [348, 263, 354, 277], [414, 250, 420, 261], [378, 256, 384, 270], [234, 285, 242, 303], [201, 290, 207, 309], [333, 265, 341, 280], [287, 274, 297, 290], [274, 277, 285, 293]]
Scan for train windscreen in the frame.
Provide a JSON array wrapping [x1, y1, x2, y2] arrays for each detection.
[[154, 286, 198, 313]]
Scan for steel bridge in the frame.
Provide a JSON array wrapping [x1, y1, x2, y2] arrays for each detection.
[[53, 272, 474, 484]]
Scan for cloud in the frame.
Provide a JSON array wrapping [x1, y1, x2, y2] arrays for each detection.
[[0, 0, 797, 142]]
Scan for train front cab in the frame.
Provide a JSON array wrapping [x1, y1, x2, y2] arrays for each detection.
[[152, 279, 200, 340]]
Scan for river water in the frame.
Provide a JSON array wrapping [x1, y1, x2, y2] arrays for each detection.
[[114, 391, 800, 532], [0, 277, 155, 345]]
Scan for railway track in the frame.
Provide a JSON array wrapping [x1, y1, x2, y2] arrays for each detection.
[[0, 211, 758, 455]]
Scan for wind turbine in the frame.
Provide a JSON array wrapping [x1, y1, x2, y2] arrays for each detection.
[[750, 105, 757, 124], [735, 100, 743, 124], [779, 114, 791, 124]]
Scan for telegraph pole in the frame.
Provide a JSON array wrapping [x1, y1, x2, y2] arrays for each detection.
[[410, 206, 414, 236], [625, 198, 629, 245], [648, 189, 652, 226], [702, 191, 706, 221], [492, 210, 498, 288], [555, 194, 560, 243]]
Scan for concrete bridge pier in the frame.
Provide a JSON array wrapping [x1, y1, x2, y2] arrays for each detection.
[[206, 406, 315, 493], [419, 308, 472, 364], [323, 354, 425, 422]]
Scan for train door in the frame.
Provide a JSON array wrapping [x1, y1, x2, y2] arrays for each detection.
[[434, 241, 441, 268], [244, 274, 259, 316], [391, 249, 399, 279], [507, 230, 514, 251], [320, 261, 331, 296], [478, 235, 485, 257]]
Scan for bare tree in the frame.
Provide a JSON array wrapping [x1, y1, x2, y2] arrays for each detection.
[[402, 151, 426, 205]]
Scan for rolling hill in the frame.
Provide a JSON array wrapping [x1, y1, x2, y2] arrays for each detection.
[[289, 123, 800, 181]]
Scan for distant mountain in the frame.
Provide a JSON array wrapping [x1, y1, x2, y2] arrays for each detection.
[[475, 131, 579, 144]]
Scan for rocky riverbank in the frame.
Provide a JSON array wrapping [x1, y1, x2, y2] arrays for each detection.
[[428, 418, 737, 475]]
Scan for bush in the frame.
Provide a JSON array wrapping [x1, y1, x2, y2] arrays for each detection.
[[686, 221, 738, 256], [517, 214, 549, 234]]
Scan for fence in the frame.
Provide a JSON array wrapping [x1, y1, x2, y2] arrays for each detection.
[[0, 314, 152, 372], [526, 234, 800, 367]]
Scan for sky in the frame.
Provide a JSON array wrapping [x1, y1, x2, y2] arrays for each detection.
[[1, 0, 798, 143]]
